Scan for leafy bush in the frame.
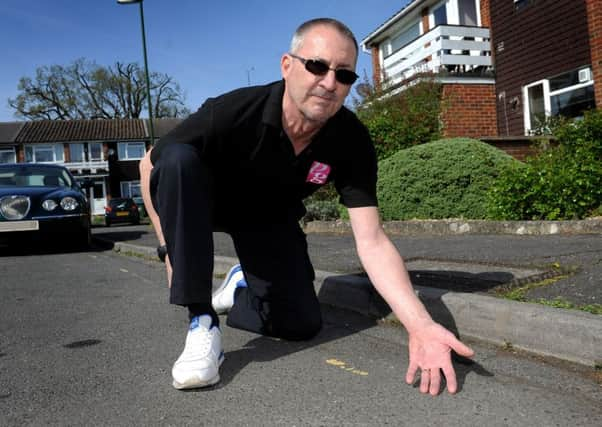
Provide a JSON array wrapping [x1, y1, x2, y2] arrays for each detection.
[[488, 110, 602, 220], [377, 138, 519, 220], [302, 183, 341, 223], [302, 200, 341, 223], [354, 76, 443, 160]]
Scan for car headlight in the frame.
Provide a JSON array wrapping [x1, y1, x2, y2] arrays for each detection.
[[42, 199, 58, 211], [60, 197, 79, 211], [0, 195, 31, 220]]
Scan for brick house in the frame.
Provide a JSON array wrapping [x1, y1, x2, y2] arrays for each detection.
[[361, 0, 601, 149], [0, 119, 180, 214]]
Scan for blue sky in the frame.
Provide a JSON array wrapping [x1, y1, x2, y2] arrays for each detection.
[[0, 0, 410, 122]]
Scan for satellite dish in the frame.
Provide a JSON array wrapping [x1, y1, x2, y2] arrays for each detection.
[[355, 83, 372, 98]]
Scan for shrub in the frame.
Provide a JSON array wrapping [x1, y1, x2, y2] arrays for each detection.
[[488, 110, 602, 220], [354, 76, 443, 160], [377, 138, 519, 220], [302, 183, 342, 223], [302, 200, 341, 223]]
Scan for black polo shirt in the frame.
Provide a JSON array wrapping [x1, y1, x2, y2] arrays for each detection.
[[151, 80, 377, 225]]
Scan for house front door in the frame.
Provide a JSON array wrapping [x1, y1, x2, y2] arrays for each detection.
[[90, 180, 107, 215]]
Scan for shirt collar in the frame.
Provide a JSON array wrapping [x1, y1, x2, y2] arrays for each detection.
[[262, 80, 285, 129]]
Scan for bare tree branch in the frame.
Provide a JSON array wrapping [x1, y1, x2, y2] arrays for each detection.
[[8, 58, 189, 120]]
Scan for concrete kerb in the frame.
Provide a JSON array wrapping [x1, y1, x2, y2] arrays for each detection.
[[305, 219, 602, 235], [95, 236, 602, 368], [319, 275, 602, 368]]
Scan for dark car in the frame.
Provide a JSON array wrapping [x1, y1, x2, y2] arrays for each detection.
[[0, 163, 91, 248], [105, 198, 140, 226], [131, 196, 147, 217]]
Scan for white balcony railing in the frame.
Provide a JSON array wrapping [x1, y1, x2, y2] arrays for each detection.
[[63, 160, 109, 174], [382, 25, 492, 86]]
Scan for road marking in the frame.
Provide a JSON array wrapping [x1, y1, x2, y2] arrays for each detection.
[[120, 268, 129, 273], [326, 358, 368, 376]]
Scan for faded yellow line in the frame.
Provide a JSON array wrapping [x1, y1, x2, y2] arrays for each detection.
[[326, 358, 368, 376]]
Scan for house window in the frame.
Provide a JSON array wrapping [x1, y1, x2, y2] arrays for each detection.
[[523, 67, 595, 134], [121, 180, 141, 198], [458, 0, 478, 26], [118, 142, 146, 160], [433, 3, 448, 27], [69, 143, 84, 162], [0, 148, 16, 164], [70, 142, 104, 162], [89, 142, 103, 161], [388, 21, 420, 56], [24, 144, 64, 163]]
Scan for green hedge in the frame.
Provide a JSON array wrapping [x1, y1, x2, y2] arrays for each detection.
[[488, 110, 602, 220], [377, 138, 519, 220]]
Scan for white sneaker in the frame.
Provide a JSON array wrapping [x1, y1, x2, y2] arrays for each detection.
[[212, 264, 247, 314], [172, 315, 224, 389]]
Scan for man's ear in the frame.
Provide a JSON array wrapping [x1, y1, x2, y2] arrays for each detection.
[[281, 53, 292, 79]]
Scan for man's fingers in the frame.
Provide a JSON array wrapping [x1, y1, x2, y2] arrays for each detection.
[[419, 370, 429, 394], [405, 361, 419, 385], [166, 255, 173, 289], [446, 335, 475, 358], [442, 363, 458, 394], [429, 369, 441, 395]]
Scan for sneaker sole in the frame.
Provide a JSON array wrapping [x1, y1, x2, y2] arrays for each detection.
[[172, 353, 225, 390], [212, 265, 242, 314]]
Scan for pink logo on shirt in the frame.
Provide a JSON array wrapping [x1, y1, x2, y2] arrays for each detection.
[[306, 161, 331, 185]]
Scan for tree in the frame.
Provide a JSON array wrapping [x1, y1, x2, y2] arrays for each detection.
[[8, 58, 190, 120]]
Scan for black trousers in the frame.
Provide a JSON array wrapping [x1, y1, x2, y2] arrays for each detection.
[[150, 144, 322, 341]]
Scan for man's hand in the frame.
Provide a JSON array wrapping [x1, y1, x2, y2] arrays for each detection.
[[405, 322, 474, 395], [165, 254, 173, 288]]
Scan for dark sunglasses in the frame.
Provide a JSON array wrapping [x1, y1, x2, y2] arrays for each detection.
[[288, 53, 359, 85]]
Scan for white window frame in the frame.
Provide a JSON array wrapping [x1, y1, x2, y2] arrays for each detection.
[[523, 79, 550, 134], [69, 143, 85, 163], [385, 20, 422, 58], [458, 0, 481, 27], [430, 0, 450, 28], [120, 180, 141, 198], [0, 147, 16, 164], [24, 144, 64, 163], [88, 142, 103, 161], [117, 142, 146, 161], [523, 68, 595, 134]]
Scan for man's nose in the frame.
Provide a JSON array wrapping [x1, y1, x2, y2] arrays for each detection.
[[320, 69, 338, 91]]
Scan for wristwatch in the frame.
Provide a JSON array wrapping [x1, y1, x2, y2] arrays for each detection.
[[157, 245, 168, 262]]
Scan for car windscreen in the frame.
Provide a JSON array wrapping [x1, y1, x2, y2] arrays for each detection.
[[109, 199, 134, 208], [0, 167, 72, 188]]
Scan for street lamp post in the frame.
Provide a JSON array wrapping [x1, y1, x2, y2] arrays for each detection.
[[117, 0, 155, 146], [246, 67, 254, 86]]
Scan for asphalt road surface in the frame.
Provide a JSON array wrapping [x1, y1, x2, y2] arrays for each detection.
[[1, 245, 601, 426]]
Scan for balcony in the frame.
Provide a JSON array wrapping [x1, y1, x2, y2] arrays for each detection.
[[382, 25, 493, 86], [63, 160, 109, 176]]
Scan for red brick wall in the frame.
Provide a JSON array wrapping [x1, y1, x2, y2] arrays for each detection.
[[480, 0, 491, 28], [371, 46, 381, 89], [586, 0, 602, 108], [479, 137, 550, 160], [421, 7, 430, 31], [441, 84, 498, 138]]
